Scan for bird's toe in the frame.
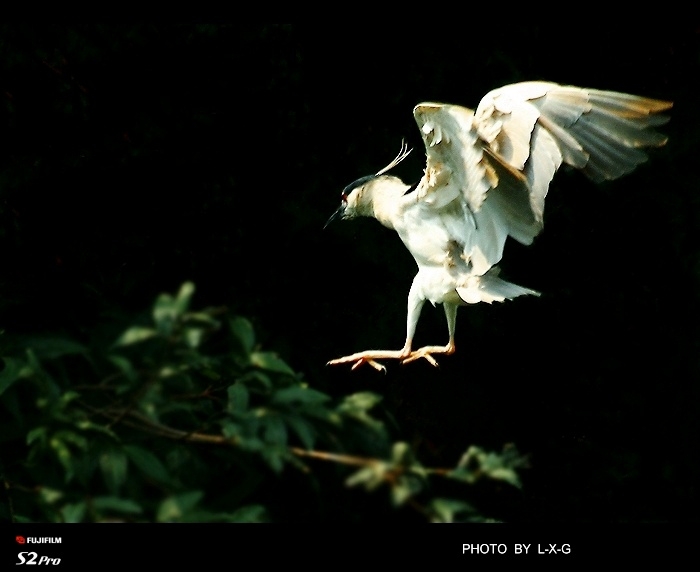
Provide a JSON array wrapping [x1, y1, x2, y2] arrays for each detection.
[[352, 358, 386, 373]]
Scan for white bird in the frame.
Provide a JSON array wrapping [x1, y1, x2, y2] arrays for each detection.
[[325, 81, 672, 372]]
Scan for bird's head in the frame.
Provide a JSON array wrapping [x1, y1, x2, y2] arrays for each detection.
[[324, 141, 412, 229], [323, 175, 375, 228]]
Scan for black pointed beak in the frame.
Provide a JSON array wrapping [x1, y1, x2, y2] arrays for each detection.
[[323, 204, 345, 230]]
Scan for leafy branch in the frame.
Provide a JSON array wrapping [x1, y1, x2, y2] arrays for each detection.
[[0, 282, 525, 523]]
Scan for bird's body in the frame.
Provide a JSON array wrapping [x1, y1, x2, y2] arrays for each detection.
[[326, 81, 672, 372]]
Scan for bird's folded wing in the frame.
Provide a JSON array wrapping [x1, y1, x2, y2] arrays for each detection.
[[413, 81, 672, 246]]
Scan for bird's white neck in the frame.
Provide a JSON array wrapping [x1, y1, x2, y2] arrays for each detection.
[[355, 175, 410, 230]]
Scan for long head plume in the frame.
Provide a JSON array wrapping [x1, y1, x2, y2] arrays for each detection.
[[325, 140, 413, 229], [374, 139, 412, 176]]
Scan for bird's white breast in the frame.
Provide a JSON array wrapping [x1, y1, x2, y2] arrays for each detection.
[[393, 200, 479, 304]]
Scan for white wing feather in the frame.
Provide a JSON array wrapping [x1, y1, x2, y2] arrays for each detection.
[[412, 81, 672, 272]]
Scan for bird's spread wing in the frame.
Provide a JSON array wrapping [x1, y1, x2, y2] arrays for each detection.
[[412, 81, 671, 270]]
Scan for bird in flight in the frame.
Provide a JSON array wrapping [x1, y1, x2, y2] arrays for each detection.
[[325, 81, 672, 372]]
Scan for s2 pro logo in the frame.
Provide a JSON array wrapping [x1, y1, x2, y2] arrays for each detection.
[[16, 552, 61, 565]]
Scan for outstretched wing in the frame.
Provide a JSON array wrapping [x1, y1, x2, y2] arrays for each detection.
[[412, 81, 671, 272]]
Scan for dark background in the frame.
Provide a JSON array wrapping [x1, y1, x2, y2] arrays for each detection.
[[1, 24, 698, 522]]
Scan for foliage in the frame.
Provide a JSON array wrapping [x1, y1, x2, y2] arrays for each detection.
[[0, 283, 524, 523]]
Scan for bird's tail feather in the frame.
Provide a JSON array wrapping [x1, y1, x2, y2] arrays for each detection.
[[456, 267, 540, 304]]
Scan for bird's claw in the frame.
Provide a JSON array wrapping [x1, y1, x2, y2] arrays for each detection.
[[400, 351, 439, 367], [326, 349, 408, 372], [351, 358, 386, 373], [327, 354, 388, 373], [327, 345, 453, 372]]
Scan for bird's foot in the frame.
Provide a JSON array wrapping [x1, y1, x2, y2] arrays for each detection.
[[327, 343, 455, 372], [400, 343, 455, 367], [327, 350, 407, 373]]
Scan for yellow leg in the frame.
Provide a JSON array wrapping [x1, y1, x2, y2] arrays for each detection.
[[327, 340, 455, 372]]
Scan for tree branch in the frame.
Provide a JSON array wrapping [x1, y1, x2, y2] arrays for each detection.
[[80, 403, 455, 474]]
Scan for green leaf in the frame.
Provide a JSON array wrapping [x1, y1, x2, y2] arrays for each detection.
[[429, 498, 479, 523], [272, 386, 330, 406], [220, 421, 242, 440], [451, 446, 522, 488], [456, 446, 483, 469], [284, 415, 316, 449], [124, 445, 171, 484], [100, 448, 128, 494], [92, 496, 143, 515], [483, 464, 521, 488], [75, 420, 120, 441], [183, 311, 220, 327], [229, 316, 255, 355], [336, 392, 384, 431], [227, 382, 249, 414], [391, 442, 414, 465], [174, 281, 195, 315], [227, 504, 268, 523], [20, 337, 87, 360], [345, 463, 387, 491], [447, 467, 479, 485], [238, 370, 272, 390], [238, 436, 264, 452], [107, 354, 137, 383], [386, 444, 425, 506], [12, 516, 32, 524], [157, 491, 204, 522], [394, 469, 426, 506], [27, 426, 47, 446], [59, 392, 82, 410], [61, 501, 87, 523], [261, 447, 285, 473], [262, 414, 287, 446], [250, 351, 295, 375], [338, 391, 382, 412], [153, 293, 177, 334], [151, 282, 195, 335], [184, 327, 204, 348], [39, 488, 63, 505], [54, 429, 88, 450], [50, 437, 75, 482], [24, 348, 44, 373], [0, 357, 27, 396], [114, 326, 157, 347], [391, 475, 423, 506]]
